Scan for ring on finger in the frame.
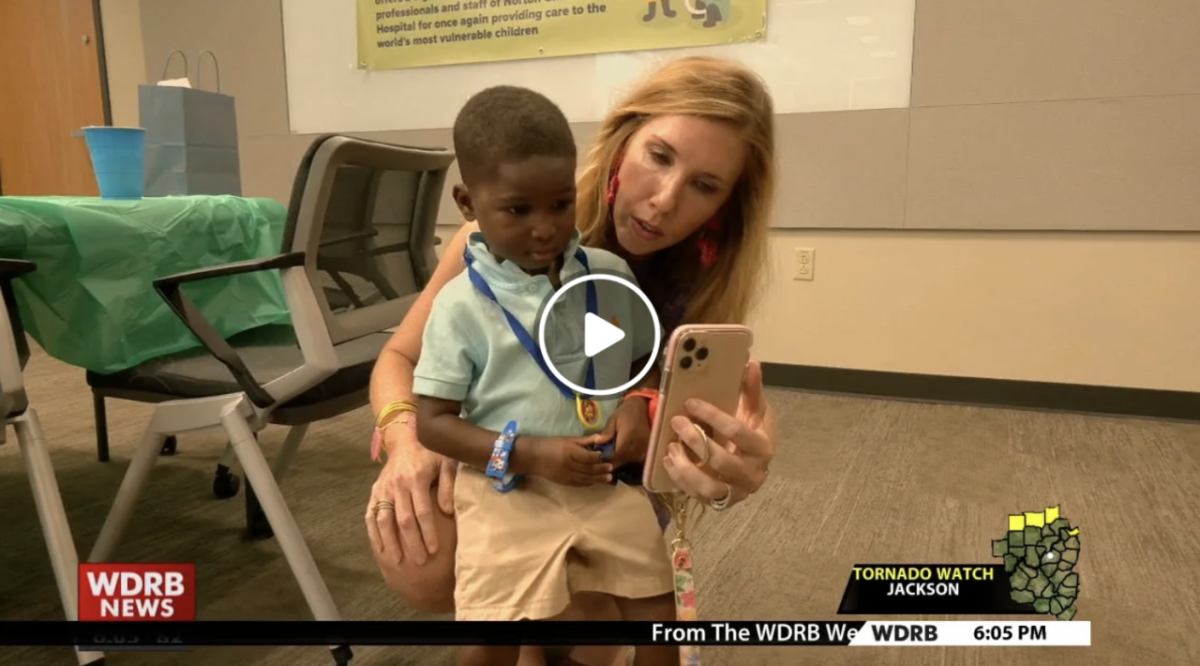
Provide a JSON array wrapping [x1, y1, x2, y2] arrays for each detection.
[[371, 500, 396, 516], [709, 482, 733, 511]]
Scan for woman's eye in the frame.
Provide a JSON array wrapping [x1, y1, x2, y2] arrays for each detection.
[[694, 181, 716, 194], [650, 151, 670, 165]]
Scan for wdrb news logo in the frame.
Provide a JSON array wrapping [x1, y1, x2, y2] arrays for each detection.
[[78, 563, 196, 621]]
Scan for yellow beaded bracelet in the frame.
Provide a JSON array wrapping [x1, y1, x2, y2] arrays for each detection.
[[371, 400, 418, 462], [375, 400, 417, 429]]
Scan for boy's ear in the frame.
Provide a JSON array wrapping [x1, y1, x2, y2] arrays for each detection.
[[451, 184, 476, 222]]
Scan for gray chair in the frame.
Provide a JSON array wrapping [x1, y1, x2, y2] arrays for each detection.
[[0, 259, 104, 666], [82, 135, 455, 665]]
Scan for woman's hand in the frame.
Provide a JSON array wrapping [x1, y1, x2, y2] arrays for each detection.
[[600, 396, 653, 467], [365, 420, 457, 567], [662, 360, 774, 506]]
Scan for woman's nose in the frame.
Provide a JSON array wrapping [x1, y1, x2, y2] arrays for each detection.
[[650, 173, 682, 215]]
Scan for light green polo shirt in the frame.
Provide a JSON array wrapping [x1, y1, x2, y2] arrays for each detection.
[[413, 230, 658, 440]]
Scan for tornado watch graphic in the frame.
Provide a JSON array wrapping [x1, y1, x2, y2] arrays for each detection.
[[992, 506, 1081, 620]]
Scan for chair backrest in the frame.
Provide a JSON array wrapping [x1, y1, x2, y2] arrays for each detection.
[[0, 262, 34, 421], [282, 135, 456, 346]]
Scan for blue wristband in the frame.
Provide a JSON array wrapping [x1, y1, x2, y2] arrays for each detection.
[[486, 420, 521, 493]]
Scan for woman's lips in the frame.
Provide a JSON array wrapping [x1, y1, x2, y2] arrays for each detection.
[[630, 216, 664, 241]]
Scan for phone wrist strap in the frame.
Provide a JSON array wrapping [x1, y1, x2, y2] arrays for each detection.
[[659, 492, 702, 665]]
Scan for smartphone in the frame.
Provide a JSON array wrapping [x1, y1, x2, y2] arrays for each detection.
[[642, 324, 753, 494]]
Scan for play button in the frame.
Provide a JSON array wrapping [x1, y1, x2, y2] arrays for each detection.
[[537, 272, 661, 397], [584, 312, 625, 357]]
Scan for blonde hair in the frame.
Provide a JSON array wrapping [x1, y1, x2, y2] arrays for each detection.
[[576, 56, 776, 326]]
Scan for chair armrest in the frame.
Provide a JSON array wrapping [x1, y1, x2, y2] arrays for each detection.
[[0, 259, 36, 279], [155, 252, 306, 288], [152, 252, 306, 409]]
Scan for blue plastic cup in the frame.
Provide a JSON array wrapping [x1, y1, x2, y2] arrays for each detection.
[[82, 126, 146, 199]]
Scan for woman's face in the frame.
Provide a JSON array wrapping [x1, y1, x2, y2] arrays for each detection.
[[612, 114, 748, 256]]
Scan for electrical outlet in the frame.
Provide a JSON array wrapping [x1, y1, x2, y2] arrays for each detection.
[[794, 247, 815, 281]]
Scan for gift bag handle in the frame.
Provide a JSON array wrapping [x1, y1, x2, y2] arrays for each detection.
[[196, 50, 222, 93], [161, 50, 188, 81]]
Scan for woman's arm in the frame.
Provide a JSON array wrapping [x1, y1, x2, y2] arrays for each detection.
[[364, 221, 478, 564], [369, 221, 478, 455]]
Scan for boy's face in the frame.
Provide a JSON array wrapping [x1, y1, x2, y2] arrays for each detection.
[[453, 155, 577, 274]]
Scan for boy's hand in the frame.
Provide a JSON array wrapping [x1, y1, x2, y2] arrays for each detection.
[[601, 397, 653, 467], [519, 435, 613, 486]]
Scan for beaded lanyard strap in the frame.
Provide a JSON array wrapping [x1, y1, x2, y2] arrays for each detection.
[[656, 492, 702, 665]]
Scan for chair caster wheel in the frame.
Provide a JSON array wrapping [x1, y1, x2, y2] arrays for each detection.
[[160, 436, 177, 456], [331, 645, 353, 665], [212, 464, 241, 499], [244, 484, 274, 540]]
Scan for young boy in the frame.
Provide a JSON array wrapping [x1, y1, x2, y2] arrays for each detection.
[[413, 86, 679, 666]]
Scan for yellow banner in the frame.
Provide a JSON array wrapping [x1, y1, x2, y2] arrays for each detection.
[[359, 0, 767, 71]]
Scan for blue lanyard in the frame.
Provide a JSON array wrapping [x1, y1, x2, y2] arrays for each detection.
[[463, 246, 597, 396]]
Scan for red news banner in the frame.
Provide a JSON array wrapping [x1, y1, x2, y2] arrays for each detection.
[[78, 563, 196, 621]]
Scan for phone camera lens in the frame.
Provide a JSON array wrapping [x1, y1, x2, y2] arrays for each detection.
[[696, 347, 709, 361], [680, 356, 693, 370], [683, 338, 696, 352]]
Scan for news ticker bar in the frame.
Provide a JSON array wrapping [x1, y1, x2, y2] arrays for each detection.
[[0, 621, 1090, 647]]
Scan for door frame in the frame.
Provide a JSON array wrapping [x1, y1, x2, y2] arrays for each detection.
[[93, 0, 114, 127]]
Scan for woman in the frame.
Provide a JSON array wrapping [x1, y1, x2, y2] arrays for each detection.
[[366, 56, 779, 665]]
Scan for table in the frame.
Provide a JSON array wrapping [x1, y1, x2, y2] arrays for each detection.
[[0, 195, 291, 373]]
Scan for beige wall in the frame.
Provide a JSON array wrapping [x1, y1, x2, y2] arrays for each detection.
[[97, 0, 146, 127], [107, 0, 1200, 392]]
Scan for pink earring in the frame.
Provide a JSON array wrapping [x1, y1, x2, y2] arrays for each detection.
[[698, 216, 721, 268], [606, 158, 623, 207]]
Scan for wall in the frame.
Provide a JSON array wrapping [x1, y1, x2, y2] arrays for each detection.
[[752, 231, 1196, 392], [97, 0, 146, 126], [114, 0, 1200, 392]]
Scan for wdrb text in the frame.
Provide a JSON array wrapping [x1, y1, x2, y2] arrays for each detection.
[[78, 563, 196, 621], [651, 621, 860, 645]]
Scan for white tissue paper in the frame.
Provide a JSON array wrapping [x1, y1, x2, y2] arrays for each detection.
[[157, 77, 192, 88]]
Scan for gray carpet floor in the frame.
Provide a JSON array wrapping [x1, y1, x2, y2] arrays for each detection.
[[2, 343, 1199, 665]]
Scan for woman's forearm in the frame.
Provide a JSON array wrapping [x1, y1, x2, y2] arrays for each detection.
[[369, 342, 418, 416], [367, 220, 477, 448]]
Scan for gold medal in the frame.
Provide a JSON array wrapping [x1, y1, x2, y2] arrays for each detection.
[[576, 394, 601, 429]]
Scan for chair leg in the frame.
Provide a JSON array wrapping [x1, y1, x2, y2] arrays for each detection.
[[14, 409, 106, 666], [243, 425, 309, 538], [92, 391, 109, 463], [273, 425, 309, 482], [88, 425, 167, 563], [218, 442, 238, 468], [244, 477, 274, 540], [220, 409, 343, 625], [213, 441, 241, 499]]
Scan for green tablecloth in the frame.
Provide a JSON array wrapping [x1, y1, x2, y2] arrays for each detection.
[[0, 195, 291, 373]]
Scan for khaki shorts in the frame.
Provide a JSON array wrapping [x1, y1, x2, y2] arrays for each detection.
[[453, 465, 675, 621]]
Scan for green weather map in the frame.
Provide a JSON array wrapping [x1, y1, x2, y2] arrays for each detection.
[[992, 505, 1081, 620]]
